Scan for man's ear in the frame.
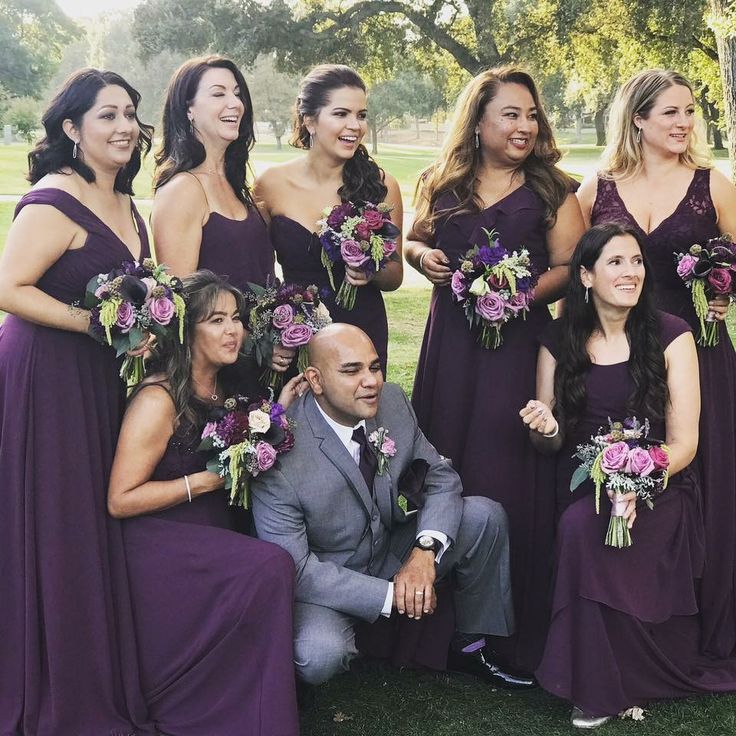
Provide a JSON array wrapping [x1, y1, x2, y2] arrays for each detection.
[[304, 366, 323, 395]]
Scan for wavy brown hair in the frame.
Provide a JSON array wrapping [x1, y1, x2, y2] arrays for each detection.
[[553, 223, 668, 432], [412, 67, 574, 241], [291, 64, 387, 206]]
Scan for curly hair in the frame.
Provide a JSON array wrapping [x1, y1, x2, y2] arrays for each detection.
[[412, 66, 574, 242], [601, 69, 711, 181], [154, 56, 256, 206], [291, 64, 387, 206], [27, 68, 153, 195], [553, 223, 668, 431]]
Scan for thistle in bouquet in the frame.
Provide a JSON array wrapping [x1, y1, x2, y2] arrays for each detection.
[[198, 395, 295, 509], [317, 201, 400, 309], [450, 228, 537, 349], [570, 417, 671, 548], [245, 281, 332, 390], [674, 235, 736, 346], [85, 258, 186, 388]]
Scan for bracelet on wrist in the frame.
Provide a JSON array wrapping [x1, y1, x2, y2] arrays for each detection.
[[542, 422, 559, 439], [418, 249, 431, 274]]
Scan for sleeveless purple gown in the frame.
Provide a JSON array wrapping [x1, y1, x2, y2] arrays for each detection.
[[0, 189, 154, 735], [269, 215, 389, 370], [121, 400, 299, 736], [411, 187, 557, 672], [591, 169, 736, 658], [537, 313, 736, 716], [196, 206, 275, 290]]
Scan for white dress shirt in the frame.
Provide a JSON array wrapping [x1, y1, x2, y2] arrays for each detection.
[[315, 402, 449, 616]]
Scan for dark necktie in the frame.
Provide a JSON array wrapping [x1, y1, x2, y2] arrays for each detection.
[[351, 426, 378, 492]]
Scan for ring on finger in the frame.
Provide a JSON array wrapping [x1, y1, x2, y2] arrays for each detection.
[[415, 590, 424, 597]]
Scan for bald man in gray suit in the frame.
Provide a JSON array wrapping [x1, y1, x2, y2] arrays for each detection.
[[252, 324, 533, 689]]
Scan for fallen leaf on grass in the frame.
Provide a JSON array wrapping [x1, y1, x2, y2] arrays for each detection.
[[333, 712, 353, 723], [619, 707, 646, 721]]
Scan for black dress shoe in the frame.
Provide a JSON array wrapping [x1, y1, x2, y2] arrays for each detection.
[[447, 646, 537, 690]]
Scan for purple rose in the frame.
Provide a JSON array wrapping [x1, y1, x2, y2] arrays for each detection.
[[355, 221, 372, 240], [149, 297, 175, 325], [363, 209, 385, 230], [648, 445, 670, 471], [708, 267, 732, 295], [280, 323, 313, 348], [255, 441, 277, 472], [475, 292, 506, 322], [115, 301, 136, 332], [327, 202, 356, 228], [676, 254, 697, 279], [451, 270, 467, 297], [382, 239, 397, 259], [626, 446, 655, 476], [600, 441, 629, 473], [507, 291, 529, 314], [341, 239, 369, 268], [272, 304, 294, 330]]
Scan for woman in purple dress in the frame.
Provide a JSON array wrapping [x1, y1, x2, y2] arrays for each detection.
[[255, 64, 403, 372], [153, 56, 294, 381], [525, 223, 736, 726], [0, 69, 155, 735], [578, 69, 736, 659], [108, 271, 302, 736], [404, 67, 585, 673]]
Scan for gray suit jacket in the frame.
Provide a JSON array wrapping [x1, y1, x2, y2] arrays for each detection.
[[251, 383, 463, 622]]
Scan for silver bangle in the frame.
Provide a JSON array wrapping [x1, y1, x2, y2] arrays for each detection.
[[418, 249, 431, 274], [542, 422, 559, 439], [184, 474, 192, 503]]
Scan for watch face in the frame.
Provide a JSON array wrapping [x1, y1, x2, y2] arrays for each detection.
[[418, 535, 435, 549]]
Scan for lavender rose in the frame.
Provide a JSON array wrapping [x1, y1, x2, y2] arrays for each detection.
[[149, 297, 175, 325], [600, 441, 629, 473], [507, 291, 529, 314], [676, 254, 697, 279], [115, 301, 136, 332], [272, 304, 294, 330], [255, 441, 277, 472], [341, 239, 370, 268], [451, 270, 467, 297], [475, 292, 506, 322], [708, 267, 732, 295], [382, 239, 397, 258], [280, 323, 313, 348], [648, 445, 670, 471], [626, 446, 655, 476]]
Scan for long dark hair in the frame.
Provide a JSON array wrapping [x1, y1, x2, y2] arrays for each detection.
[[413, 67, 574, 241], [554, 223, 668, 430], [291, 64, 387, 206], [143, 270, 246, 431], [27, 68, 153, 195], [154, 56, 256, 206]]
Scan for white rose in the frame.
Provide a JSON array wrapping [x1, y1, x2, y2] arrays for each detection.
[[248, 409, 271, 434]]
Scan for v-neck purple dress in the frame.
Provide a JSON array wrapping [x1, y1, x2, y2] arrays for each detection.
[[410, 187, 558, 672], [0, 189, 154, 735], [591, 168, 736, 658]]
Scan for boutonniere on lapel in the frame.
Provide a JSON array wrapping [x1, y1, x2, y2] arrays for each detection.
[[368, 427, 396, 474]]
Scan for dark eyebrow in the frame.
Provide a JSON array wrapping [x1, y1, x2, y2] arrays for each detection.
[[339, 361, 363, 370], [209, 84, 227, 91], [332, 106, 367, 114], [500, 105, 537, 112]]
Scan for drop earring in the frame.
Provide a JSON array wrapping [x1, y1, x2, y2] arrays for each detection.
[[309, 132, 314, 148], [636, 127, 642, 144], [474, 131, 480, 149], [72, 142, 78, 159], [584, 287, 590, 304], [189, 119, 194, 135]]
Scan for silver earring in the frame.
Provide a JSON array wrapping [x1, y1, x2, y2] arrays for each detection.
[[635, 127, 641, 144], [474, 131, 480, 149], [309, 132, 314, 148], [72, 142, 78, 159], [189, 119, 194, 135], [584, 287, 590, 304]]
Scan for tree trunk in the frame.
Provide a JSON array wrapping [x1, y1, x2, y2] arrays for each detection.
[[575, 112, 583, 143], [370, 121, 378, 154], [594, 106, 606, 147], [415, 115, 420, 139], [711, 0, 736, 179], [275, 135, 282, 150], [713, 125, 725, 151]]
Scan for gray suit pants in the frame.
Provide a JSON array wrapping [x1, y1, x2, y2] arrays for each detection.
[[294, 496, 514, 684]]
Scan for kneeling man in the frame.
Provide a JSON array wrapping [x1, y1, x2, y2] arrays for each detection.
[[252, 324, 531, 688]]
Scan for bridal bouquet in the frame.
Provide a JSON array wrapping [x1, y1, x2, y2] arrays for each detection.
[[85, 258, 185, 388], [674, 236, 736, 346], [317, 201, 400, 309], [245, 281, 331, 389], [450, 228, 537, 349], [198, 395, 295, 508], [570, 417, 670, 548]]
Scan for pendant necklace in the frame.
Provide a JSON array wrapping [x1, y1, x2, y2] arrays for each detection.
[[193, 376, 219, 402]]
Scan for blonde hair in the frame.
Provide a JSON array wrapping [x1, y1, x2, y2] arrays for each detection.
[[412, 66, 574, 241], [601, 69, 712, 180]]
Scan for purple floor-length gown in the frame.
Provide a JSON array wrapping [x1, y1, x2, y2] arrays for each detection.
[[121, 396, 299, 736], [270, 215, 389, 371], [411, 188, 558, 672], [0, 189, 154, 735], [591, 169, 736, 658], [537, 312, 736, 716], [196, 205, 276, 290]]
